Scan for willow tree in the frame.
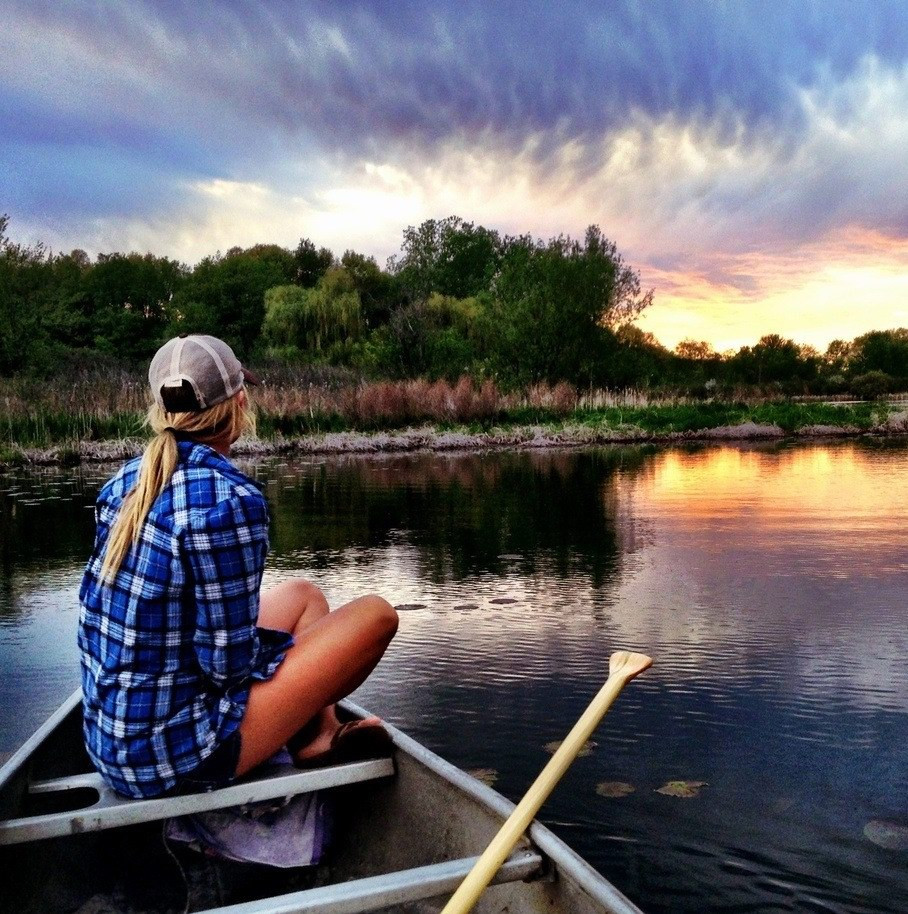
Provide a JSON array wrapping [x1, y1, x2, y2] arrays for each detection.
[[263, 267, 363, 357]]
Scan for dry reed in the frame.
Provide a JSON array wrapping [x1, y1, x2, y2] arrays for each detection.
[[3, 368, 884, 450]]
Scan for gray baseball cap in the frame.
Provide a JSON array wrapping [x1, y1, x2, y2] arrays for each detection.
[[149, 334, 260, 412]]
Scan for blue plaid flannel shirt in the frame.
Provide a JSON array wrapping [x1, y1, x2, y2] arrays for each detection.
[[79, 441, 293, 799]]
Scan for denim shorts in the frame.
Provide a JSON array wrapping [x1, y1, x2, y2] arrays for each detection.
[[173, 730, 242, 795]]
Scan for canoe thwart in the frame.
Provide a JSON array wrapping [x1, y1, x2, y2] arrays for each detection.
[[195, 849, 545, 914], [0, 757, 395, 846]]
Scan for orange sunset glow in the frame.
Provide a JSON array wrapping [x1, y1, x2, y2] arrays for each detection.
[[5, 5, 908, 352], [637, 229, 908, 352], [645, 445, 899, 540]]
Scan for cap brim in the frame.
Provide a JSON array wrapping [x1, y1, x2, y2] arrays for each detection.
[[242, 367, 261, 387]]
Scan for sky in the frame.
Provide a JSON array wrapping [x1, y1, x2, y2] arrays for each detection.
[[3, 0, 908, 352]]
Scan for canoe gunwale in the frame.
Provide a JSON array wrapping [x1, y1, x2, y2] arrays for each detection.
[[343, 700, 645, 914], [0, 688, 81, 798], [0, 691, 645, 914]]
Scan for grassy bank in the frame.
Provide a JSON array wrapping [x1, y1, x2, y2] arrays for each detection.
[[0, 373, 904, 467], [253, 399, 889, 438]]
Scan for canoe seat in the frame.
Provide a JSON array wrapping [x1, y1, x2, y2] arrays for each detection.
[[196, 849, 546, 914], [0, 757, 395, 846]]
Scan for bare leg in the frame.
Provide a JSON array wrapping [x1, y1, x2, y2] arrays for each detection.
[[236, 590, 398, 775], [256, 579, 344, 757]]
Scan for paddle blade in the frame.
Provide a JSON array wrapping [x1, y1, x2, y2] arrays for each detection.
[[609, 650, 653, 681]]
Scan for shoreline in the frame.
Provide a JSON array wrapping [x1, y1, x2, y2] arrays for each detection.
[[5, 415, 908, 467]]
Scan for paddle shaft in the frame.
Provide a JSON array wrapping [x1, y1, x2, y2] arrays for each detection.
[[441, 650, 652, 914]]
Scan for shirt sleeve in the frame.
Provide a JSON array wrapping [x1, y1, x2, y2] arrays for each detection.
[[183, 490, 272, 689]]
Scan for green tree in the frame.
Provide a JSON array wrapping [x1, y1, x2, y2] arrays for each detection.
[[605, 325, 674, 387], [849, 329, 908, 380], [170, 245, 296, 355], [730, 334, 817, 386], [0, 215, 56, 373], [851, 369, 893, 400], [377, 293, 480, 379], [479, 226, 652, 387], [340, 250, 396, 328], [88, 252, 186, 360], [824, 339, 852, 374], [294, 238, 334, 288], [262, 267, 363, 357], [42, 250, 94, 351], [387, 216, 502, 300]]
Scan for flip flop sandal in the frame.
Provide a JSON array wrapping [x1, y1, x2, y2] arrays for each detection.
[[295, 719, 393, 769]]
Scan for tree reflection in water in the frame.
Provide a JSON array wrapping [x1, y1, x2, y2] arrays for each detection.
[[256, 447, 653, 589]]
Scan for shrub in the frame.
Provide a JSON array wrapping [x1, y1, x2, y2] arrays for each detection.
[[0, 446, 25, 466], [822, 374, 848, 395], [851, 371, 893, 401]]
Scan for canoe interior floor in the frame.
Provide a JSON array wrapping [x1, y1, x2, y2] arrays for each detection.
[[2, 798, 467, 914], [2, 702, 572, 914]]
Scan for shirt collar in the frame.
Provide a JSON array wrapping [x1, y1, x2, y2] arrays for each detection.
[[176, 440, 263, 492]]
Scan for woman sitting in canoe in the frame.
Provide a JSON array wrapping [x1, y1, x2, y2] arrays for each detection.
[[78, 334, 399, 799]]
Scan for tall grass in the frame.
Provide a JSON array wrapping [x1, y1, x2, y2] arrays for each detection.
[[1, 412, 143, 448], [0, 368, 893, 449], [1, 369, 147, 447]]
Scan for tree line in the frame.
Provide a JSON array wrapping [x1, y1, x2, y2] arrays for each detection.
[[1, 212, 906, 396]]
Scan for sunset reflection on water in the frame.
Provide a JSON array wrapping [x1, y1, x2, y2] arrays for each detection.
[[646, 444, 904, 548], [1, 441, 906, 912]]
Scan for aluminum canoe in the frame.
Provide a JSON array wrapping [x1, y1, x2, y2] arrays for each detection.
[[0, 689, 643, 914]]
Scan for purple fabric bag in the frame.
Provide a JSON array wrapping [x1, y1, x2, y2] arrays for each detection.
[[165, 750, 333, 868]]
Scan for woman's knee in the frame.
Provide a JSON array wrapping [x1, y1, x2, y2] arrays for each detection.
[[259, 578, 329, 633], [289, 578, 328, 607], [271, 578, 328, 614], [357, 594, 399, 642]]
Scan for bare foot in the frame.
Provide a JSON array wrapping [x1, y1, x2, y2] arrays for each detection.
[[288, 705, 342, 762]]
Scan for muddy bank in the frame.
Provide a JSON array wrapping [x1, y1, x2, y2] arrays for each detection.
[[4, 411, 908, 467]]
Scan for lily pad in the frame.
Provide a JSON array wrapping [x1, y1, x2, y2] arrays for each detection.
[[544, 739, 596, 757], [595, 781, 635, 798], [864, 820, 908, 850], [394, 603, 427, 611], [490, 597, 519, 605], [466, 767, 499, 787], [655, 780, 708, 798], [452, 603, 479, 611]]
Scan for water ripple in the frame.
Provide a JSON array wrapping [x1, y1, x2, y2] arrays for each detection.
[[2, 442, 908, 912]]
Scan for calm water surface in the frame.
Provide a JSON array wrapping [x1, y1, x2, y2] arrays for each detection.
[[1, 441, 907, 913]]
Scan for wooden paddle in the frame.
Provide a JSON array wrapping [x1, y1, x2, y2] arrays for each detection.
[[441, 650, 653, 914]]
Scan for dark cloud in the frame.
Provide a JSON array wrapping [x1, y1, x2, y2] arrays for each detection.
[[3, 0, 908, 251], [9, 0, 908, 157]]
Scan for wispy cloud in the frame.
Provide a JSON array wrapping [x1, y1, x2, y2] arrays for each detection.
[[3, 1, 908, 346]]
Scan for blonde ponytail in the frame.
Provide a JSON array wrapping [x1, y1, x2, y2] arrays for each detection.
[[99, 391, 255, 582]]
